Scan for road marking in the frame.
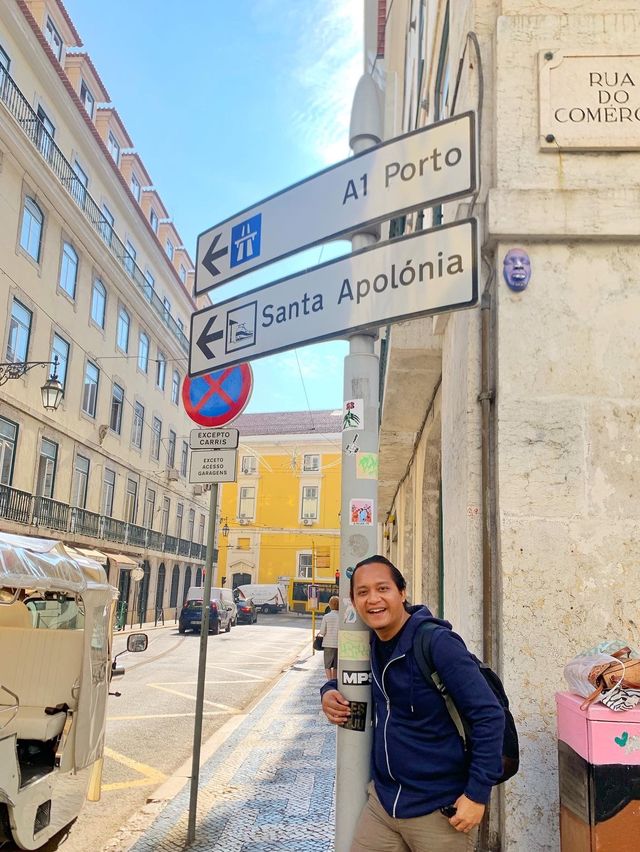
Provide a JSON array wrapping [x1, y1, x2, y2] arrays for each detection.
[[205, 665, 266, 680], [107, 711, 230, 720], [148, 682, 240, 711], [102, 747, 166, 791]]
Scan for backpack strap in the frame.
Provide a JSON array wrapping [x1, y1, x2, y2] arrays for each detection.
[[414, 621, 468, 748]]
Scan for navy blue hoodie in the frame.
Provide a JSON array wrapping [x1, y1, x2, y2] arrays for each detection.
[[322, 605, 505, 818]]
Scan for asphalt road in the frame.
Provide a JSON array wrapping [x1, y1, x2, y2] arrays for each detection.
[[22, 612, 314, 852]]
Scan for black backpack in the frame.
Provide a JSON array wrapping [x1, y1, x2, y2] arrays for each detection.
[[413, 621, 519, 784]]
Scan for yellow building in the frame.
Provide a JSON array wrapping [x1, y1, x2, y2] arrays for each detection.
[[0, 1, 212, 623], [217, 411, 342, 595]]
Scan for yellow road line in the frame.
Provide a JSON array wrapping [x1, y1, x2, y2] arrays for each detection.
[[147, 682, 240, 711], [102, 747, 166, 791]]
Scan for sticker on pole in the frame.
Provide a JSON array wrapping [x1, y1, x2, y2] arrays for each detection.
[[182, 363, 253, 427]]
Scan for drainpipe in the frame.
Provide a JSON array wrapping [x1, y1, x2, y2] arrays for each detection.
[[479, 270, 500, 852]]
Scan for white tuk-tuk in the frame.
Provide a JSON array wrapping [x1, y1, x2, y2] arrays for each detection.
[[0, 533, 146, 850]]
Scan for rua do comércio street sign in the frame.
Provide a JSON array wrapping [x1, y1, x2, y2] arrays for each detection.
[[194, 112, 477, 296], [189, 219, 478, 377]]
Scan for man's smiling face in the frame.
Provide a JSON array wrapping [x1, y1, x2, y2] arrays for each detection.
[[352, 562, 408, 641]]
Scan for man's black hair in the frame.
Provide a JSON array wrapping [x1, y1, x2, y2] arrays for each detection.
[[350, 555, 407, 602]]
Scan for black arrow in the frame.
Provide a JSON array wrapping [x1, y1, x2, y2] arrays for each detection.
[[197, 315, 224, 359], [202, 233, 228, 277]]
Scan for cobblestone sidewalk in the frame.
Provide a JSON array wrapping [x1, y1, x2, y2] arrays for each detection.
[[126, 654, 335, 852]]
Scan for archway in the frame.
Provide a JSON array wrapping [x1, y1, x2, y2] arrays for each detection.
[[155, 562, 166, 617], [169, 564, 180, 610], [182, 566, 192, 605]]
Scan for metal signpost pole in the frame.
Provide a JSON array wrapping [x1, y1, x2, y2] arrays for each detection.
[[187, 481, 218, 844], [335, 72, 382, 851]]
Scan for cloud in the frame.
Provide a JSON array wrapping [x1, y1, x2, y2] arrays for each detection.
[[253, 1, 363, 166]]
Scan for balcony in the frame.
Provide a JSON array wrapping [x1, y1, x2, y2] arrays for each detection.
[[0, 485, 206, 561], [0, 66, 188, 353]]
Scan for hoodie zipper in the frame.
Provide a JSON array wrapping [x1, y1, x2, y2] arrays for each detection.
[[372, 653, 406, 818]]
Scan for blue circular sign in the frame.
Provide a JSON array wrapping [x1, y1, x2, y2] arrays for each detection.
[[182, 363, 253, 427]]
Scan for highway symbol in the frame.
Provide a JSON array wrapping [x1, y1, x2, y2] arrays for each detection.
[[182, 363, 253, 427], [196, 315, 224, 359], [189, 219, 478, 377], [201, 234, 228, 278], [195, 112, 477, 295]]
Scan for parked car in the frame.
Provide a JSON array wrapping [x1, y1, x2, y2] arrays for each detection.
[[235, 597, 258, 624], [178, 586, 233, 635]]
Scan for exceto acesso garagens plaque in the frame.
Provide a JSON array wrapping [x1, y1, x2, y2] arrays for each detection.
[[539, 51, 640, 151]]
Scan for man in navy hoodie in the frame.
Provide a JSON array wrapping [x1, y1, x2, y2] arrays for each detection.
[[321, 556, 505, 851]]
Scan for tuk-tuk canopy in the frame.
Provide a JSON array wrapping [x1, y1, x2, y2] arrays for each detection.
[[0, 532, 116, 597]]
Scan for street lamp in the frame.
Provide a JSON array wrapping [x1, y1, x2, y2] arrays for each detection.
[[221, 519, 230, 538], [0, 356, 64, 411]]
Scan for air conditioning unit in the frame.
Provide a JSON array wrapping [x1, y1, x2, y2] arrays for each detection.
[[302, 518, 313, 526], [193, 485, 203, 495], [167, 468, 179, 481], [239, 518, 250, 525]]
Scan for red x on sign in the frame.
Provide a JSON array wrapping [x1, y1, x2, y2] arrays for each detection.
[[182, 363, 253, 427]]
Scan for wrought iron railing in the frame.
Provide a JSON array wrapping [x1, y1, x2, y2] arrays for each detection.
[[0, 487, 205, 560], [0, 66, 188, 353]]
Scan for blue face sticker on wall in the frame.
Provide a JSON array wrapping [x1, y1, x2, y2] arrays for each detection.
[[345, 565, 355, 580], [503, 248, 531, 291]]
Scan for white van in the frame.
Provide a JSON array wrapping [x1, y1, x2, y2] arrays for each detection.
[[235, 583, 286, 614]]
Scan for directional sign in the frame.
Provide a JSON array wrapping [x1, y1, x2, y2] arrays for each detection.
[[189, 220, 478, 377], [189, 449, 238, 484], [194, 112, 476, 295], [189, 428, 239, 450], [181, 364, 253, 427]]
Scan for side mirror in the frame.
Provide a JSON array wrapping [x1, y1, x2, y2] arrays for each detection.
[[127, 632, 148, 653]]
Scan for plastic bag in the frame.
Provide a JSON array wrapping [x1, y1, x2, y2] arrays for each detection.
[[564, 642, 640, 703]]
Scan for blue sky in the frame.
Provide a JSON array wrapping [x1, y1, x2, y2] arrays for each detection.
[[62, 0, 364, 413]]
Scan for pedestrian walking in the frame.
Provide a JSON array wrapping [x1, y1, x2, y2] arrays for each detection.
[[321, 556, 505, 851], [319, 595, 339, 679]]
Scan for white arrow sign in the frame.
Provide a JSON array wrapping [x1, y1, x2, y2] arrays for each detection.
[[189, 220, 478, 377], [194, 112, 476, 295]]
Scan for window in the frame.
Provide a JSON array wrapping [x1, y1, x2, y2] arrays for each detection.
[[175, 502, 184, 539], [151, 416, 162, 460], [116, 307, 130, 352], [0, 417, 18, 486], [187, 508, 195, 541], [0, 44, 10, 72], [239, 487, 255, 520], [301, 486, 319, 519], [124, 240, 136, 276], [101, 468, 115, 517], [110, 383, 124, 434], [156, 352, 166, 389], [36, 105, 55, 160], [237, 537, 250, 551], [58, 242, 78, 298], [132, 402, 144, 448], [107, 131, 120, 164], [144, 270, 155, 300], [297, 552, 313, 579], [303, 453, 320, 472], [50, 333, 69, 392], [80, 80, 95, 117], [161, 497, 170, 536], [91, 279, 106, 327], [20, 197, 43, 261], [36, 438, 58, 497], [180, 441, 188, 477], [149, 209, 158, 232], [163, 297, 171, 321], [130, 172, 141, 202], [82, 361, 99, 417], [179, 264, 186, 284], [198, 515, 205, 545], [6, 299, 32, 362], [138, 332, 149, 372], [125, 478, 138, 523], [171, 370, 180, 404], [165, 239, 174, 260], [101, 204, 114, 245], [143, 488, 156, 528], [73, 455, 90, 508], [72, 160, 88, 207], [167, 430, 176, 468], [45, 16, 63, 60], [177, 318, 184, 333], [241, 455, 256, 475]]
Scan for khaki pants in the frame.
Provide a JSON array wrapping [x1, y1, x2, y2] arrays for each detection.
[[350, 784, 477, 852]]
